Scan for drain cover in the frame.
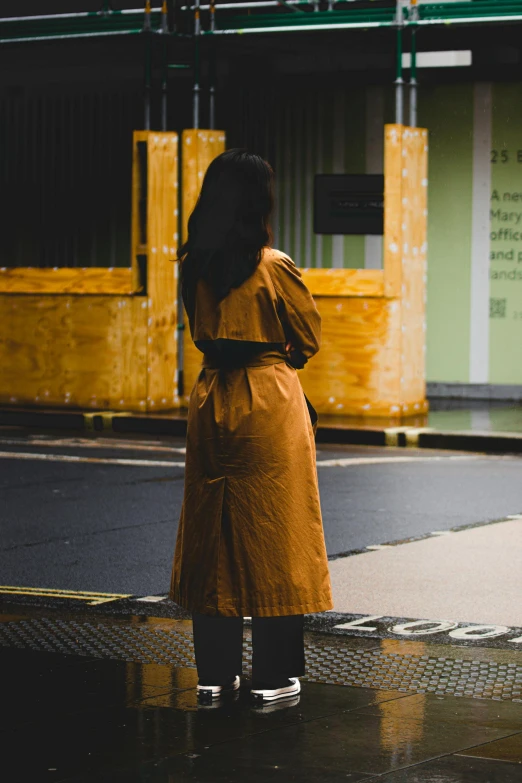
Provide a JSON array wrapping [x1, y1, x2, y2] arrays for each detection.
[[1, 617, 521, 703]]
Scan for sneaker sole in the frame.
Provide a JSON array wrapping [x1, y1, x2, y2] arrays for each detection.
[[251, 679, 301, 703], [197, 676, 241, 699]]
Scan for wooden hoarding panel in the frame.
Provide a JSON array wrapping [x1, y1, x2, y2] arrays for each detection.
[[301, 268, 384, 298], [181, 130, 226, 404], [384, 125, 404, 299], [181, 129, 226, 242], [0, 267, 136, 296], [399, 127, 429, 413], [300, 296, 402, 417], [145, 133, 179, 410], [0, 295, 147, 409]]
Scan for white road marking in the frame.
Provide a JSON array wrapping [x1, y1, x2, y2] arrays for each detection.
[[366, 545, 393, 551], [391, 620, 458, 636], [315, 455, 481, 467], [0, 437, 186, 454], [333, 614, 522, 644], [0, 451, 185, 468], [334, 616, 383, 632], [135, 596, 167, 603], [0, 451, 489, 469], [450, 625, 510, 640]]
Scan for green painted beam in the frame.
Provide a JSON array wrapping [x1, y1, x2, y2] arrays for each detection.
[[207, 2, 522, 35], [417, 1, 522, 23], [0, 10, 162, 43], [3, 1, 522, 43], [211, 8, 395, 33]]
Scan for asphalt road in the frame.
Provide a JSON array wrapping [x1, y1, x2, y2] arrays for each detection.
[[1, 427, 522, 596]]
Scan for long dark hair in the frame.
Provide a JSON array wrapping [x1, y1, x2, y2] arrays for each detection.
[[179, 149, 274, 304]]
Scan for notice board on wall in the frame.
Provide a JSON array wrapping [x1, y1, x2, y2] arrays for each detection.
[[314, 174, 384, 236]]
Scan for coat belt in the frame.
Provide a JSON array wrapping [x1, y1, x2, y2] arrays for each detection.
[[202, 350, 288, 370]]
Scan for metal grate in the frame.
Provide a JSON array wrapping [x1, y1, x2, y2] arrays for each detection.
[[1, 616, 522, 703]]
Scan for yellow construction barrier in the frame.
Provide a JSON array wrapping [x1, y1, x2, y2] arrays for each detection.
[[300, 126, 429, 417], [0, 131, 178, 412], [0, 124, 427, 418], [180, 124, 428, 417], [181, 128, 227, 405]]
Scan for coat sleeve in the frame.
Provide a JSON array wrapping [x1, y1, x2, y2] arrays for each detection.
[[271, 252, 321, 365]]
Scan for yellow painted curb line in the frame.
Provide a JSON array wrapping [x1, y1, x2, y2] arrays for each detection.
[[0, 585, 131, 606], [384, 427, 434, 447], [83, 412, 134, 432]]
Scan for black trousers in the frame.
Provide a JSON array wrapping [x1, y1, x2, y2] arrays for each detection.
[[192, 613, 305, 683]]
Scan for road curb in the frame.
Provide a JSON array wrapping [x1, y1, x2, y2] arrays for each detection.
[[414, 429, 522, 454], [0, 407, 188, 437], [1, 407, 522, 453]]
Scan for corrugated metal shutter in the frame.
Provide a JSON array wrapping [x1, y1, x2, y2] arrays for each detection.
[[0, 86, 141, 268]]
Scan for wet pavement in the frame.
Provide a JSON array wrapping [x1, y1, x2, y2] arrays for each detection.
[[2, 429, 522, 597], [316, 401, 522, 436], [2, 428, 522, 658], [1, 605, 522, 782], [2, 427, 522, 779], [427, 400, 522, 435]]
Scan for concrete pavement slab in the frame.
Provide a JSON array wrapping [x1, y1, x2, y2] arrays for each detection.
[[330, 518, 522, 627], [377, 755, 522, 782], [458, 731, 522, 764]]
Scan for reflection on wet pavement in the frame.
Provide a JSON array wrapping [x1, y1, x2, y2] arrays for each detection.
[[3, 615, 522, 702], [0, 608, 521, 782]]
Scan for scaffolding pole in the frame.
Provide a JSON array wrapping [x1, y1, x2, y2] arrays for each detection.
[[409, 23, 417, 127], [395, 0, 404, 125], [176, 271, 185, 399], [161, 1, 169, 131], [209, 0, 216, 129], [193, 0, 201, 129], [143, 1, 152, 130]]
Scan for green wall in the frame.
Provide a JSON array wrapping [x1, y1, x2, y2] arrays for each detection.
[[342, 89, 366, 270], [273, 80, 522, 386], [419, 84, 474, 383], [490, 83, 522, 384]]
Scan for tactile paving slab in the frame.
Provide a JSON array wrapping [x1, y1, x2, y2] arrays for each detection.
[[1, 617, 521, 703]]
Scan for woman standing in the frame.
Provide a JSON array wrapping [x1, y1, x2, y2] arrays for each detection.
[[170, 149, 333, 704]]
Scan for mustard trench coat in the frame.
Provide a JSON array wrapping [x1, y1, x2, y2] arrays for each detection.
[[169, 247, 333, 617]]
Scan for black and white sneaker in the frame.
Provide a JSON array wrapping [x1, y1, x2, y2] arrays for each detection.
[[197, 675, 240, 699], [251, 677, 301, 703]]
